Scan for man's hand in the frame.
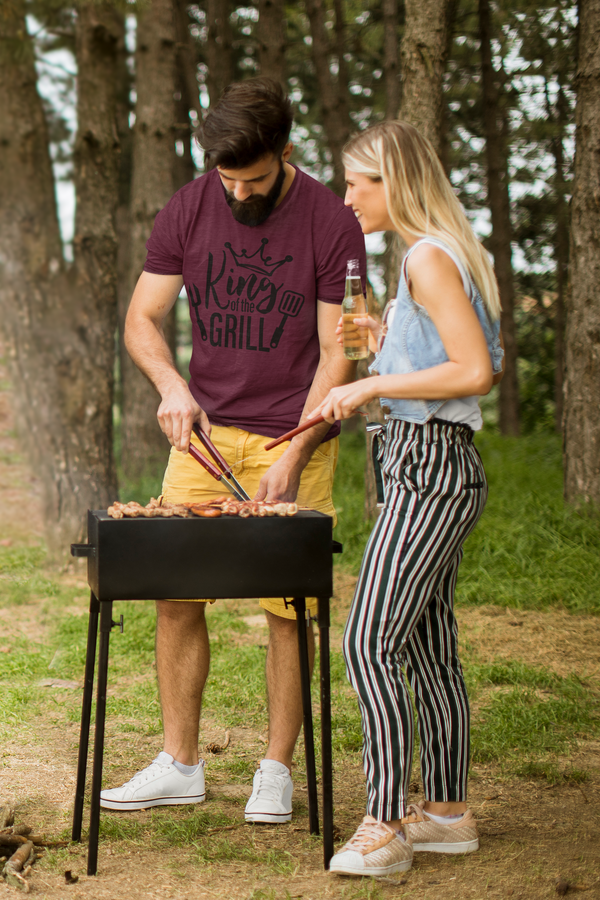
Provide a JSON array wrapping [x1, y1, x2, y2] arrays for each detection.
[[157, 381, 211, 453], [254, 452, 305, 503], [125, 272, 212, 453]]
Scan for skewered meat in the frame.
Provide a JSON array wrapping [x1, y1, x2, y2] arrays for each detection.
[[107, 497, 299, 519], [107, 498, 192, 519], [185, 499, 298, 518]]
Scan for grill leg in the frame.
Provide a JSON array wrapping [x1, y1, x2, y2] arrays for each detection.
[[87, 600, 112, 876], [318, 596, 334, 869], [293, 598, 319, 836], [72, 592, 100, 843]]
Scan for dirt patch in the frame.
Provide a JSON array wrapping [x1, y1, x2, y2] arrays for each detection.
[[458, 605, 600, 681]]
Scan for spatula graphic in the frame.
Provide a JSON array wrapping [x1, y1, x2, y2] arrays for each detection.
[[270, 290, 305, 349]]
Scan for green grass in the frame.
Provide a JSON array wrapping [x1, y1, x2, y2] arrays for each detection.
[[466, 662, 599, 766], [458, 433, 600, 613], [332, 430, 374, 571], [334, 429, 600, 614]]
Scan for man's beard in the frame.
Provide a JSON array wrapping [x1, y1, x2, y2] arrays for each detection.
[[223, 163, 287, 227]]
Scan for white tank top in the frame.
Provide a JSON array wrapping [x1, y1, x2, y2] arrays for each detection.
[[405, 238, 483, 432]]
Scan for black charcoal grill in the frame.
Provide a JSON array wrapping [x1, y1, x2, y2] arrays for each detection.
[[71, 509, 341, 875]]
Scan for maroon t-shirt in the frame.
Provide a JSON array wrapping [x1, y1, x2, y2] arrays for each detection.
[[144, 166, 367, 439]]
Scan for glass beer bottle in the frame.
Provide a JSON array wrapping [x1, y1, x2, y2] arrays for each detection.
[[342, 259, 369, 360]]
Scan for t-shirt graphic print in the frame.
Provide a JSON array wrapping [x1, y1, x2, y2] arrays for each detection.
[[144, 166, 366, 439], [187, 237, 296, 352]]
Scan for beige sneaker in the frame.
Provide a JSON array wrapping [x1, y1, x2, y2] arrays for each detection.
[[329, 816, 413, 877], [402, 803, 479, 853]]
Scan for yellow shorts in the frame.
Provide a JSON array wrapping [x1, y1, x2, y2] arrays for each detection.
[[161, 425, 339, 619]]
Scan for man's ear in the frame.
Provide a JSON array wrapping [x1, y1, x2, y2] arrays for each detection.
[[282, 142, 294, 162]]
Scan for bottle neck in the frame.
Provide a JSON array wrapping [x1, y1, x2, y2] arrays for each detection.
[[345, 275, 363, 299]]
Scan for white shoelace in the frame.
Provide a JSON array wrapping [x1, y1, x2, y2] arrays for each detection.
[[125, 758, 171, 788], [254, 771, 285, 802]]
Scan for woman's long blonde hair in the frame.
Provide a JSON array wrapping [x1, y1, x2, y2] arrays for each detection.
[[342, 121, 501, 320]]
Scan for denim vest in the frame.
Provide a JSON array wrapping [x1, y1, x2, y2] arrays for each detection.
[[370, 238, 504, 424]]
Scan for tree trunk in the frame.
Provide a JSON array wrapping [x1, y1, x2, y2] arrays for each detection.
[[478, 0, 519, 436], [383, 0, 400, 120], [206, 0, 234, 106], [563, 0, 600, 505], [399, 0, 451, 155], [119, 0, 179, 483], [114, 13, 134, 439], [173, 0, 200, 189], [0, 2, 120, 551], [257, 0, 286, 83], [305, 0, 353, 196], [333, 0, 351, 130], [551, 84, 570, 434], [174, 0, 203, 126]]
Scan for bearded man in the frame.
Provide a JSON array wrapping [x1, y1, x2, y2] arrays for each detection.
[[100, 78, 366, 823]]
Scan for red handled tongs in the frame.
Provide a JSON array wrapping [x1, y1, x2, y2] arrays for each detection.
[[188, 424, 250, 502]]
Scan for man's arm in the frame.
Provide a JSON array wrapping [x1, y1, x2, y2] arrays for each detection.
[[254, 301, 356, 502], [125, 271, 210, 450]]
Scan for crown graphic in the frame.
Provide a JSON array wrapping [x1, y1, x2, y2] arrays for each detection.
[[225, 238, 293, 277]]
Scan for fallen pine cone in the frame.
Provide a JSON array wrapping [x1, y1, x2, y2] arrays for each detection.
[[205, 731, 231, 754]]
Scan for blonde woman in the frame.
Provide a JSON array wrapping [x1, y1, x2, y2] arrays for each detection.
[[309, 121, 504, 877]]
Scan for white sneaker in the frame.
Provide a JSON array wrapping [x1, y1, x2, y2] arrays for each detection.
[[244, 759, 293, 823], [100, 752, 206, 810], [330, 817, 413, 877]]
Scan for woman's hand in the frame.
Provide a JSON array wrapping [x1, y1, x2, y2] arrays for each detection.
[[307, 377, 380, 423], [336, 315, 382, 354]]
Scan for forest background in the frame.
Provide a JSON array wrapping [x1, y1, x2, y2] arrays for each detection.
[[1, 0, 599, 551], [1, 3, 600, 897]]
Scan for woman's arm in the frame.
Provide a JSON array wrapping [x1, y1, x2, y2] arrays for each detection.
[[310, 244, 494, 422]]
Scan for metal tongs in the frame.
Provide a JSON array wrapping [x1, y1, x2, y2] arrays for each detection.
[[188, 424, 250, 502]]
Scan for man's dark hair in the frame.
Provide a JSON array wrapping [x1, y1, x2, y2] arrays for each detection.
[[197, 78, 293, 170]]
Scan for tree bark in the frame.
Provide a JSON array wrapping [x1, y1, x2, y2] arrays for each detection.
[[174, 0, 203, 126], [563, 0, 600, 505], [550, 84, 570, 434], [206, 0, 234, 106], [257, 0, 286, 83], [119, 0, 180, 482], [478, 0, 520, 435], [305, 0, 354, 196], [0, 2, 120, 551], [383, 0, 400, 120], [173, 3, 197, 193], [114, 13, 134, 442], [399, 0, 451, 155]]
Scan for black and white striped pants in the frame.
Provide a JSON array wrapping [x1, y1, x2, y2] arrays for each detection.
[[343, 417, 487, 821]]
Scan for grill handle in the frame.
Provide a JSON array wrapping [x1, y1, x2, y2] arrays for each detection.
[[71, 544, 95, 558], [331, 540, 343, 554]]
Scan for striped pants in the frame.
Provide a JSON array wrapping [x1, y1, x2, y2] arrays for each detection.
[[343, 418, 487, 821]]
